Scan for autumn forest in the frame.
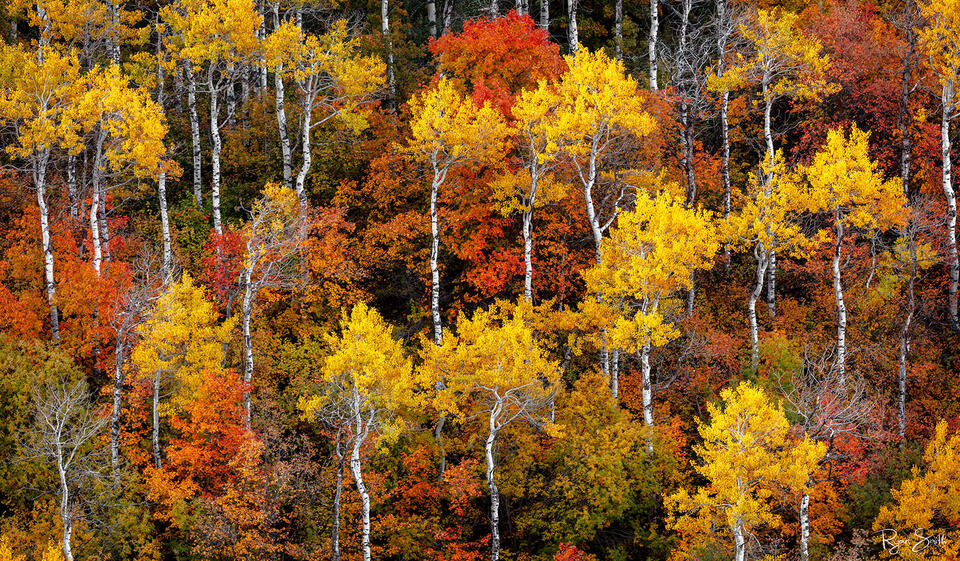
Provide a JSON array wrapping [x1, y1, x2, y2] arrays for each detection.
[[0, 0, 959, 559]]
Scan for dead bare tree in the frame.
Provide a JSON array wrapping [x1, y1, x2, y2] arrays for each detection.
[[239, 187, 307, 427], [782, 347, 876, 561], [25, 376, 110, 561]]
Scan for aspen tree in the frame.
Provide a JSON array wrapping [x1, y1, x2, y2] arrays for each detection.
[[301, 303, 414, 561], [804, 126, 905, 384], [423, 306, 561, 561], [584, 192, 719, 447], [917, 0, 960, 330], [666, 383, 825, 561]]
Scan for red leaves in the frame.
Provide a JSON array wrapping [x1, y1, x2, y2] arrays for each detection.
[[429, 11, 566, 116]]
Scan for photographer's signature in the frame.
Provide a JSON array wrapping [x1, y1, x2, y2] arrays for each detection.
[[876, 528, 955, 556]]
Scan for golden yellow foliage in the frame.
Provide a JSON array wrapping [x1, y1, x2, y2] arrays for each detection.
[[666, 383, 825, 560]]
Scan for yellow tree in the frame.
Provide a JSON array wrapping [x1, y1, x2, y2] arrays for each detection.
[[666, 383, 825, 561], [131, 274, 235, 469], [300, 303, 414, 561], [406, 77, 511, 346], [0, 46, 86, 344], [804, 126, 906, 382], [584, 192, 719, 449], [162, 0, 261, 234], [422, 305, 561, 561], [918, 0, 960, 330], [727, 153, 813, 372], [712, 8, 836, 317], [493, 81, 564, 304], [873, 420, 960, 559], [263, 19, 385, 210], [548, 46, 657, 267], [72, 64, 167, 277]]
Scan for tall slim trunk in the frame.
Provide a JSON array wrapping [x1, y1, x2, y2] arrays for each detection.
[[490, 0, 498, 17], [648, 0, 658, 90], [152, 370, 162, 468], [332, 438, 345, 561], [273, 5, 293, 190], [382, 0, 396, 108], [35, 152, 60, 343], [294, 92, 313, 211], [749, 243, 769, 373], [522, 164, 540, 304], [899, 0, 916, 200], [99, 179, 111, 263], [241, 266, 255, 428], [111, 339, 124, 474], [430, 173, 443, 346], [186, 66, 203, 207], [567, 0, 578, 53], [428, 0, 437, 37], [67, 153, 78, 221], [540, 0, 549, 30], [717, 0, 731, 266], [833, 212, 846, 385], [766, 249, 776, 319], [941, 80, 958, 330], [57, 459, 73, 561], [209, 71, 223, 235], [615, 0, 623, 60], [350, 407, 372, 561], [581, 153, 611, 376], [159, 172, 172, 279], [90, 132, 106, 278], [486, 412, 501, 561], [800, 493, 811, 561], [109, 0, 120, 66], [899, 221, 917, 448], [641, 340, 654, 454]]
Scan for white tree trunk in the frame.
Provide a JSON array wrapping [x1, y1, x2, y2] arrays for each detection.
[[641, 341, 654, 454], [111, 340, 123, 473], [272, 5, 293, 190], [749, 244, 769, 373], [332, 440, 345, 561], [152, 370, 162, 468], [350, 407, 372, 561], [648, 0, 658, 90], [833, 213, 847, 385], [567, 0, 578, 53], [57, 457, 73, 561], [35, 152, 60, 343], [942, 80, 958, 330], [732, 520, 745, 561], [382, 0, 396, 107], [800, 492, 810, 561], [209, 72, 223, 235], [486, 408, 501, 561], [430, 174, 443, 346], [294, 93, 313, 212], [186, 66, 203, 207], [615, 0, 623, 60], [898, 230, 916, 447], [766, 249, 776, 319], [159, 172, 172, 279], [428, 0, 437, 37], [540, 0, 549, 30], [241, 265, 255, 428]]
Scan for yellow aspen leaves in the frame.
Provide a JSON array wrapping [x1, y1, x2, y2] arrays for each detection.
[[584, 192, 720, 353], [422, 305, 560, 433], [407, 77, 512, 172], [547, 46, 656, 157], [873, 421, 960, 559], [263, 19, 385, 135], [666, 383, 825, 560], [301, 302, 415, 446], [805, 126, 906, 231], [711, 9, 836, 104], [131, 274, 235, 410]]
